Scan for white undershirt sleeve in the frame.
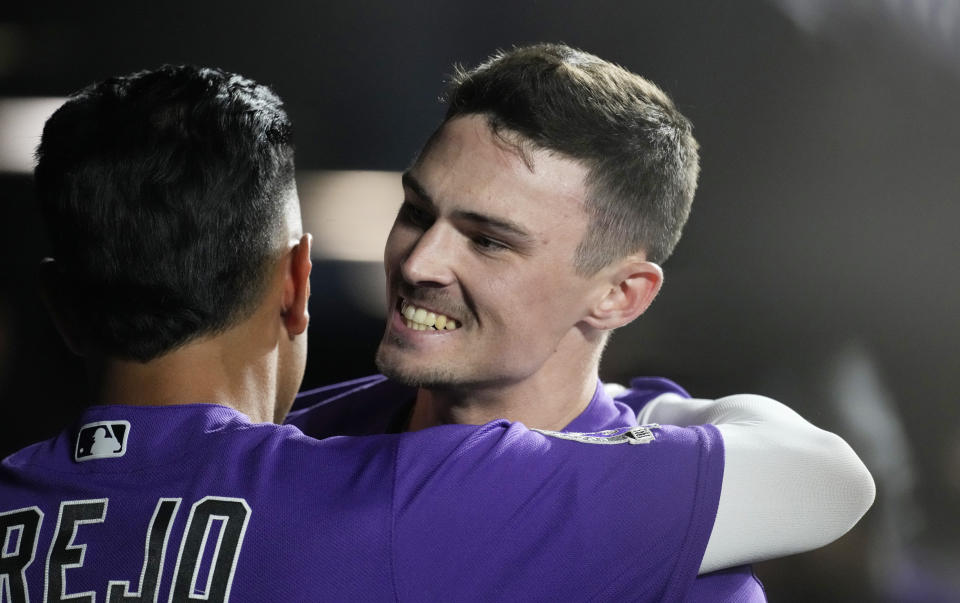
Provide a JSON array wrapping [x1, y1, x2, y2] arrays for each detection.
[[636, 392, 876, 574]]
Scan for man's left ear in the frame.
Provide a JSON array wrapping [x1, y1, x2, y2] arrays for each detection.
[[281, 233, 312, 337], [582, 258, 663, 331]]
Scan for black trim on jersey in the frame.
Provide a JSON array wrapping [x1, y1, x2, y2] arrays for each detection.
[[170, 497, 250, 603], [0, 506, 44, 603], [107, 498, 181, 603], [44, 499, 108, 603]]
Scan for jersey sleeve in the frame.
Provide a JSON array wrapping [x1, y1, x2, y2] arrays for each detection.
[[391, 420, 724, 600]]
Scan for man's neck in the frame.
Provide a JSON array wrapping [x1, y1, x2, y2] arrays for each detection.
[[93, 327, 279, 424], [407, 355, 601, 431]]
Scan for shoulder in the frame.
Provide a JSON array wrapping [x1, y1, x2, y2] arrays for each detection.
[[390, 420, 725, 600], [233, 420, 400, 473], [393, 419, 723, 506]]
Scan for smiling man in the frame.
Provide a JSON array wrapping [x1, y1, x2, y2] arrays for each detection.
[[380, 116, 624, 431], [289, 44, 875, 600]]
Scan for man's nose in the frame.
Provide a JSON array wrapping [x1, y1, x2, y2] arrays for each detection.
[[400, 224, 457, 288]]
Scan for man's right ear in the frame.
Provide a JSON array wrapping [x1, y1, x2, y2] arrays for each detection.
[[39, 258, 87, 356]]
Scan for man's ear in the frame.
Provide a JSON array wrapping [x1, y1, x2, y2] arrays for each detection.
[[38, 257, 87, 356], [582, 258, 663, 331], [281, 233, 312, 338]]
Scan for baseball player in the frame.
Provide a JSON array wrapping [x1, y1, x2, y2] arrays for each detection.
[[289, 44, 876, 601]]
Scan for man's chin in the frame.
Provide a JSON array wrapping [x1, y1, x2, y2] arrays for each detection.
[[375, 349, 462, 389]]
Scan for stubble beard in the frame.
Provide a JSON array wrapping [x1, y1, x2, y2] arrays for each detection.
[[374, 333, 470, 390]]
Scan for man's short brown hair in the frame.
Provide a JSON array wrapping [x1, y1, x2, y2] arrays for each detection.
[[440, 43, 699, 272]]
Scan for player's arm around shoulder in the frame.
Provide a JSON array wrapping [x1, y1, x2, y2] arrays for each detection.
[[637, 392, 876, 574]]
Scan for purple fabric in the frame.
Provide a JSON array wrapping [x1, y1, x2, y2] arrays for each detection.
[[620, 376, 693, 408], [292, 376, 759, 601], [611, 379, 768, 602], [2, 398, 722, 601]]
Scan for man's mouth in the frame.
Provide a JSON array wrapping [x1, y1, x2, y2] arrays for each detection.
[[399, 298, 460, 331]]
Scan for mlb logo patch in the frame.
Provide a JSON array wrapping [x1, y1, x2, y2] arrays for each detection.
[[75, 420, 130, 461]]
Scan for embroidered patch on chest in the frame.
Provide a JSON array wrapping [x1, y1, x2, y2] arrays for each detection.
[[75, 420, 130, 461], [530, 424, 660, 445]]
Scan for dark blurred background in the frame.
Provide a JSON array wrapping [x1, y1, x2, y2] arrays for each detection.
[[2, 1, 958, 600]]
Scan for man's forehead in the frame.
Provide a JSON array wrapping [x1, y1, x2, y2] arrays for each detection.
[[420, 115, 547, 172], [411, 115, 590, 213]]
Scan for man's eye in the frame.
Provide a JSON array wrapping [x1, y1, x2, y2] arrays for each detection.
[[398, 202, 432, 228], [472, 235, 508, 252]]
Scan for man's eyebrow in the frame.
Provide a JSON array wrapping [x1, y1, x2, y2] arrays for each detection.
[[402, 171, 535, 243], [401, 171, 435, 208]]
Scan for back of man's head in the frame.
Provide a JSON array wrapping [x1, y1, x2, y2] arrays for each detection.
[[35, 65, 295, 362], [441, 43, 699, 272]]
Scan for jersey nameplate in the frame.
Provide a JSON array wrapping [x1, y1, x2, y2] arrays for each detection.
[[75, 420, 130, 462], [0, 496, 251, 603], [531, 424, 660, 445]]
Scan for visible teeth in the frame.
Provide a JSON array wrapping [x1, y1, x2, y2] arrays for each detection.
[[400, 300, 459, 331], [402, 304, 416, 320]]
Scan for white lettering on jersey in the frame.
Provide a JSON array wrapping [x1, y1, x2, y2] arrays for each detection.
[[0, 506, 44, 603], [169, 497, 251, 602], [106, 498, 181, 602], [45, 498, 108, 603], [0, 496, 251, 603]]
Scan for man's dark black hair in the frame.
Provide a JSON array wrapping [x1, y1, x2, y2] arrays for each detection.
[[35, 64, 295, 362], [439, 43, 700, 272]]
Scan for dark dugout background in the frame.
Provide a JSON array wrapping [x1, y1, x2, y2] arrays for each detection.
[[1, 1, 958, 600]]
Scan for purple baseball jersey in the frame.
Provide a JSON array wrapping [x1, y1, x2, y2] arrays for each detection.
[[288, 375, 767, 602], [2, 398, 721, 601]]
